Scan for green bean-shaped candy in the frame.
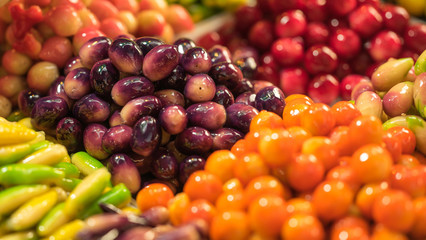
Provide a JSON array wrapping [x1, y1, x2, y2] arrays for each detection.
[[7, 189, 60, 231], [64, 168, 111, 218], [53, 162, 80, 179], [0, 185, 50, 216], [71, 152, 104, 176], [37, 202, 71, 237], [0, 164, 65, 186], [78, 183, 132, 219], [19, 144, 68, 166]]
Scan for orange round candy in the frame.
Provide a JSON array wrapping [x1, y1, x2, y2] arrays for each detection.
[[248, 194, 288, 237], [231, 139, 250, 158], [210, 211, 250, 240], [258, 128, 299, 168], [385, 126, 416, 154], [285, 198, 315, 216], [355, 182, 389, 219], [326, 165, 361, 192], [371, 224, 410, 240], [233, 153, 270, 186], [168, 192, 190, 226], [331, 101, 362, 126], [183, 170, 223, 203], [136, 183, 174, 212], [330, 216, 370, 240], [349, 144, 393, 184], [282, 101, 310, 128], [311, 180, 354, 222], [244, 128, 272, 153], [301, 136, 339, 170], [181, 199, 216, 225], [329, 125, 353, 157], [372, 189, 415, 233], [281, 213, 325, 240], [244, 176, 286, 205], [411, 197, 426, 239], [300, 103, 336, 136], [284, 94, 313, 103], [287, 126, 312, 151], [250, 110, 283, 131], [205, 150, 237, 183], [215, 190, 245, 212], [348, 115, 383, 152], [287, 153, 325, 192], [222, 178, 244, 193]]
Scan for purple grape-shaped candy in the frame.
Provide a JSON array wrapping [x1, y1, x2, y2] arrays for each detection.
[[83, 123, 110, 160], [158, 105, 187, 135], [108, 153, 141, 194], [79, 36, 112, 68], [211, 128, 243, 150], [175, 127, 213, 155], [235, 92, 256, 107], [73, 93, 111, 123], [49, 76, 72, 108], [186, 101, 226, 131], [90, 59, 120, 98], [254, 86, 286, 116], [212, 85, 234, 108], [64, 67, 91, 100], [184, 74, 216, 103], [102, 125, 133, 154], [154, 89, 185, 107], [208, 45, 232, 65], [108, 38, 144, 75], [111, 76, 155, 106], [235, 57, 257, 79], [209, 62, 243, 91], [18, 89, 41, 116], [178, 155, 205, 184], [120, 95, 162, 126], [173, 38, 196, 56], [142, 45, 179, 82], [180, 47, 211, 74], [31, 96, 69, 135], [134, 37, 165, 55], [56, 117, 83, 152], [225, 103, 259, 133], [151, 150, 178, 180], [131, 116, 161, 157]]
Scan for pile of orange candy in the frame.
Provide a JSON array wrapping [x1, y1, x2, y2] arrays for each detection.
[[135, 94, 426, 240]]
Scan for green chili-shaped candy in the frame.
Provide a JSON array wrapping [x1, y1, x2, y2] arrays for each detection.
[[7, 189, 60, 231], [53, 162, 80, 179], [0, 135, 49, 166], [0, 164, 65, 186], [56, 178, 81, 192], [64, 168, 111, 218], [19, 144, 68, 166], [71, 152, 104, 176], [78, 183, 131, 219], [37, 202, 71, 237], [0, 184, 50, 216]]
